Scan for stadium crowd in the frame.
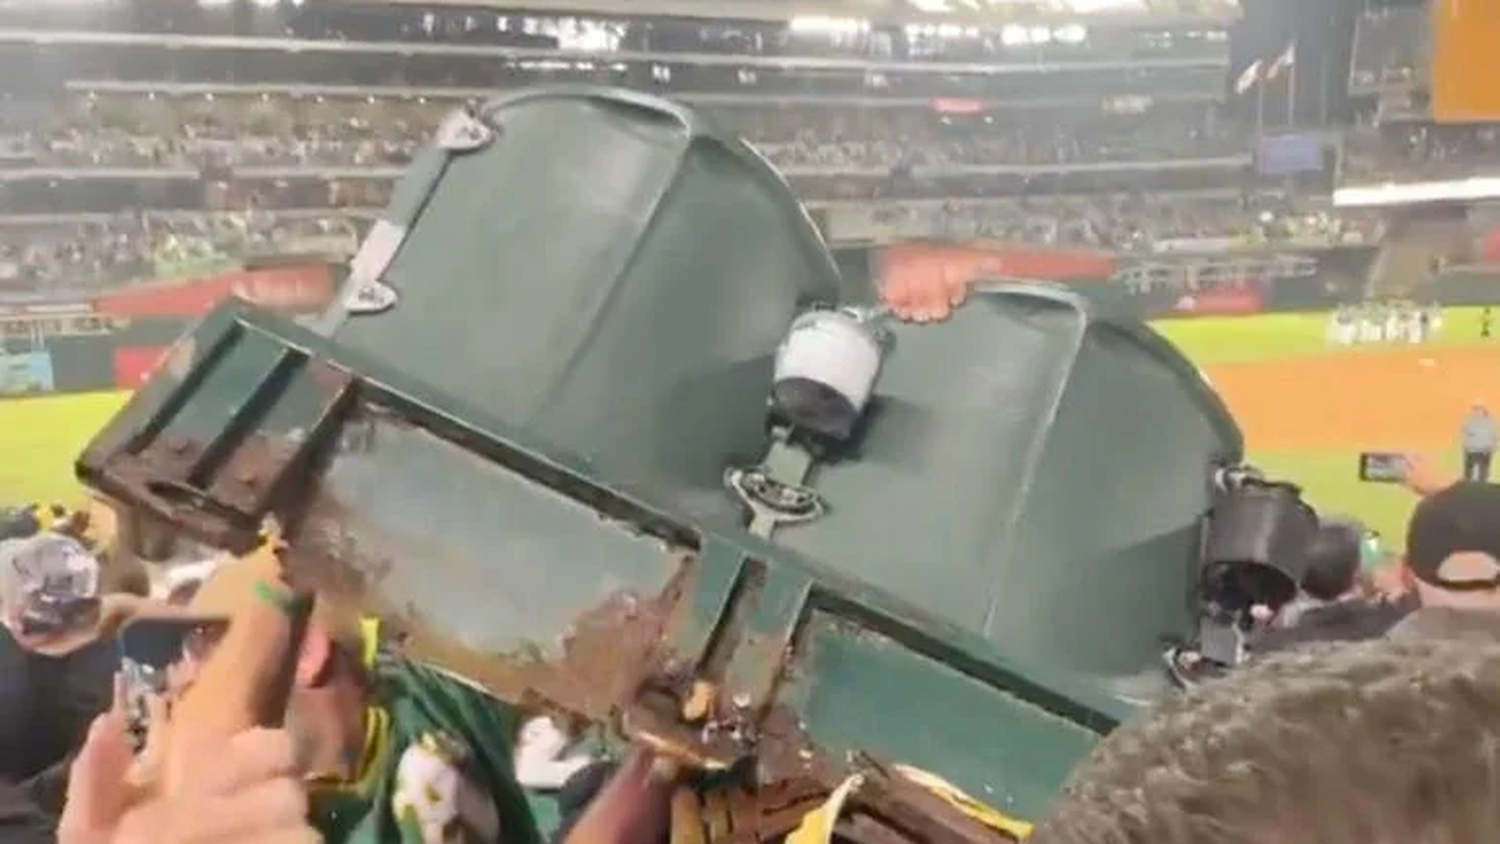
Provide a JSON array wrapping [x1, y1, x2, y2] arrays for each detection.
[[3, 95, 431, 172], [0, 215, 361, 292], [1, 94, 1246, 173], [872, 194, 1379, 249], [1342, 122, 1500, 184], [0, 191, 1382, 293], [0, 90, 1391, 292]]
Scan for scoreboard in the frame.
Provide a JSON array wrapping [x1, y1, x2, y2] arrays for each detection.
[[1431, 0, 1500, 123]]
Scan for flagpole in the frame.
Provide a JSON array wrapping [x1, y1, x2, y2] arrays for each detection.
[[1256, 81, 1265, 139], [1317, 49, 1329, 125], [1287, 45, 1298, 127]]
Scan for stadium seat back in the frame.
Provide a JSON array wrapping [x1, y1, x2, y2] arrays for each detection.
[[777, 284, 1243, 677], [324, 87, 845, 520]]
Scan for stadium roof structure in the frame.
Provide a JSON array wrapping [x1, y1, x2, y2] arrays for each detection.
[[372, 0, 1241, 27]]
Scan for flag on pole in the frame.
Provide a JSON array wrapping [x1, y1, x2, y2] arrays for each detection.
[[1234, 60, 1263, 95], [1266, 41, 1297, 79]]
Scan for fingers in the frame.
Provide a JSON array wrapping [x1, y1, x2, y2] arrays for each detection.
[[115, 778, 315, 844], [62, 712, 136, 830], [170, 727, 300, 797], [880, 273, 965, 323], [126, 831, 323, 844], [130, 694, 172, 785], [112, 671, 128, 714], [235, 831, 322, 844], [879, 275, 915, 319], [942, 270, 969, 310], [190, 778, 310, 838]]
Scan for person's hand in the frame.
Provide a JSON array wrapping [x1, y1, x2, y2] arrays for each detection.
[[109, 671, 172, 788], [1370, 564, 1413, 601], [242, 519, 290, 583], [879, 271, 970, 323], [1400, 454, 1455, 497], [561, 748, 678, 844], [57, 710, 318, 844]]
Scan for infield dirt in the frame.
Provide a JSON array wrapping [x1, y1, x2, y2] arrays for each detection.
[[1205, 345, 1500, 451]]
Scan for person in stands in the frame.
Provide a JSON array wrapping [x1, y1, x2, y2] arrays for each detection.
[[1255, 518, 1412, 653], [1383, 481, 1500, 640], [1031, 637, 1500, 844], [150, 548, 541, 844], [0, 505, 135, 805]]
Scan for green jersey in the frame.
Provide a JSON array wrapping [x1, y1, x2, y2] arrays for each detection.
[[310, 660, 543, 844]]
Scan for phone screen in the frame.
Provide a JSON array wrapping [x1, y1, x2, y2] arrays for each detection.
[[119, 619, 203, 670], [1359, 452, 1407, 483], [116, 619, 224, 753]]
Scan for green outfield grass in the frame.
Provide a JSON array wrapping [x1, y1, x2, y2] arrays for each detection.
[[0, 391, 129, 506]]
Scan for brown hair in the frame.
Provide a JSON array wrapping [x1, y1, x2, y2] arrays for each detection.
[[1032, 638, 1500, 844]]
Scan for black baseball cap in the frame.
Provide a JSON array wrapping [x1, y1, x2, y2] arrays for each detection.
[[1405, 482, 1500, 591]]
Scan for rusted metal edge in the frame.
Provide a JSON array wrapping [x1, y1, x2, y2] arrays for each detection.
[[91, 440, 1018, 844]]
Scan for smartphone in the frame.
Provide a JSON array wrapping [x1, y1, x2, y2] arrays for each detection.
[[1358, 452, 1408, 483], [125, 618, 201, 664], [116, 618, 222, 753]]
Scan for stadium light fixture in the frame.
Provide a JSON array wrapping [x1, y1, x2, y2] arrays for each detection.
[[789, 15, 869, 33], [1333, 177, 1500, 207], [1059, 0, 1147, 11], [1055, 24, 1087, 43]]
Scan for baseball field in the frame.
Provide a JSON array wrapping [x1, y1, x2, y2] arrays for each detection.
[[0, 307, 1492, 546], [1155, 306, 1496, 546]]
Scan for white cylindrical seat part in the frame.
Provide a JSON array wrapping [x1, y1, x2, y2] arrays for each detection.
[[773, 308, 884, 417]]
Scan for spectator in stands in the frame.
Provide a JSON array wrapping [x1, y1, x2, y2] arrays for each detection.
[[1255, 518, 1413, 653], [1300, 518, 1366, 604], [151, 550, 542, 844], [0, 506, 127, 791], [1389, 482, 1500, 624], [1032, 636, 1500, 844]]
